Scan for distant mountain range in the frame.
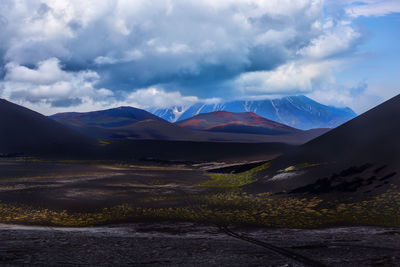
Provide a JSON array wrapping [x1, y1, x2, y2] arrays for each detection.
[[2, 93, 398, 175], [148, 95, 356, 130], [50, 106, 329, 144], [0, 99, 298, 161]]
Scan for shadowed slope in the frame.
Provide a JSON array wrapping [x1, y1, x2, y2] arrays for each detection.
[[51, 106, 165, 128], [288, 94, 400, 163], [250, 94, 400, 196], [0, 99, 95, 155]]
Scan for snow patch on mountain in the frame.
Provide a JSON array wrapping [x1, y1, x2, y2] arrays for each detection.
[[147, 95, 357, 130]]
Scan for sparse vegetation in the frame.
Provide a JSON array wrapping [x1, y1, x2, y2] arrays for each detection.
[[0, 203, 133, 227], [0, 159, 398, 229], [1, 185, 399, 228], [198, 162, 270, 188], [98, 140, 111, 146]]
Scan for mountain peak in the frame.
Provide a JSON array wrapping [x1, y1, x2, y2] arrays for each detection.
[[149, 95, 356, 130], [51, 105, 165, 128], [115, 106, 139, 110], [176, 110, 300, 135]]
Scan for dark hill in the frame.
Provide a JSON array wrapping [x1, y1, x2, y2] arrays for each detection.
[[250, 94, 400, 197], [51, 106, 165, 128], [0, 99, 95, 156]]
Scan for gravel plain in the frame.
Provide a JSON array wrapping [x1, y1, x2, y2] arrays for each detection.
[[0, 222, 399, 266]]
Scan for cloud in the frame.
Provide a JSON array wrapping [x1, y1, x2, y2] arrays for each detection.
[[5, 58, 73, 85], [0, 0, 391, 114], [0, 0, 329, 90], [94, 50, 143, 65], [0, 58, 218, 114], [344, 0, 400, 17], [234, 60, 335, 95], [307, 80, 367, 109], [0, 58, 113, 108], [297, 24, 361, 59], [124, 87, 220, 109]]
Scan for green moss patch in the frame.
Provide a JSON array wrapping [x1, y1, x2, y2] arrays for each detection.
[[198, 162, 271, 188]]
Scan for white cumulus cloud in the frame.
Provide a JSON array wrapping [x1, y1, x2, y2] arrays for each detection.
[[234, 60, 335, 95], [344, 0, 400, 17], [0, 0, 393, 113], [297, 25, 361, 59], [0, 58, 113, 110], [124, 87, 219, 109]]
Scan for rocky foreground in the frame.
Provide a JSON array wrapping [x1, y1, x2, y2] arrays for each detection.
[[0, 222, 399, 266]]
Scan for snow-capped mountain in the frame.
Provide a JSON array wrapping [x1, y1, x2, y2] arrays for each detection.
[[147, 106, 191, 123], [148, 95, 356, 130]]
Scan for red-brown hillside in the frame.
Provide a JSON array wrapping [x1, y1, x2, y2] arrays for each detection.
[[176, 111, 301, 135]]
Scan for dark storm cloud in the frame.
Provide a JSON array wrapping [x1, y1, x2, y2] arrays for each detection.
[[50, 98, 83, 107], [0, 0, 370, 114]]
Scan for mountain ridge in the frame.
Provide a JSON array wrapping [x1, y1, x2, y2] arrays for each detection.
[[149, 95, 356, 130], [50, 105, 329, 144], [176, 111, 302, 135], [51, 106, 165, 128]]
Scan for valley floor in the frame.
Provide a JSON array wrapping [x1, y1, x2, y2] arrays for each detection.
[[0, 222, 399, 266], [0, 158, 399, 266]]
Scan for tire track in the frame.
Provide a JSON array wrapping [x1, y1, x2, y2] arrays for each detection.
[[219, 225, 328, 267], [177, 188, 328, 266]]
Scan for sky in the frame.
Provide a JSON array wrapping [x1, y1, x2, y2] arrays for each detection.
[[0, 0, 399, 115]]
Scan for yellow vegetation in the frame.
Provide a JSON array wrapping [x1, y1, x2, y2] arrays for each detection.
[[198, 162, 271, 188], [98, 140, 111, 146], [1, 186, 399, 228]]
